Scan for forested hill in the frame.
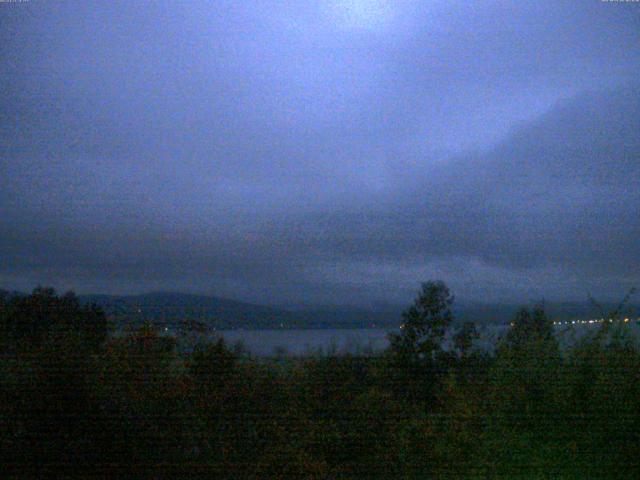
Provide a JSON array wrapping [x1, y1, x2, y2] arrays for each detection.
[[78, 292, 402, 330], [79, 292, 299, 330], [79, 292, 640, 330], [3, 289, 637, 330]]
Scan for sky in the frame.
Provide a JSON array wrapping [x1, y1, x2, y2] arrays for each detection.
[[1, 0, 639, 306]]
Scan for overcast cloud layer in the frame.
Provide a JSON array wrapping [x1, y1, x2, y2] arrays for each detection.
[[1, 1, 639, 305]]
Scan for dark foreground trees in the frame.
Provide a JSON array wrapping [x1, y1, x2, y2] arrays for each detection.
[[0, 287, 107, 352], [1, 284, 639, 477], [0, 288, 109, 469]]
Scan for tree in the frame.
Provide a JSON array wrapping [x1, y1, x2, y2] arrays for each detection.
[[386, 281, 455, 405], [453, 321, 480, 358], [0, 288, 110, 465], [388, 281, 454, 363], [190, 337, 237, 386], [1, 287, 108, 352], [489, 306, 561, 433], [504, 305, 555, 350]]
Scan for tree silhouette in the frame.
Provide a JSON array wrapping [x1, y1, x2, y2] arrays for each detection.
[[1, 287, 108, 352], [453, 321, 480, 357], [387, 281, 454, 405], [388, 281, 454, 362]]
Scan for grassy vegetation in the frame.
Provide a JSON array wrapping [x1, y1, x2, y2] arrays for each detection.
[[1, 284, 639, 478]]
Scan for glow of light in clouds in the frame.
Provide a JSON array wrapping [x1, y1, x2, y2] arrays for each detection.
[[329, 0, 396, 30]]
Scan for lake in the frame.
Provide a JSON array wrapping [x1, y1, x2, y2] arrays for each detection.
[[179, 321, 640, 356], [182, 324, 506, 356]]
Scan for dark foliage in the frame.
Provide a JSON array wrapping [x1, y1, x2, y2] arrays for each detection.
[[0, 287, 107, 352], [1, 284, 639, 477]]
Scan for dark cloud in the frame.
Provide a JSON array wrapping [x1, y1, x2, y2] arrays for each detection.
[[1, 1, 639, 304], [296, 85, 640, 268]]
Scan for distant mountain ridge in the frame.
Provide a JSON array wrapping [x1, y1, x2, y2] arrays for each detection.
[[78, 291, 402, 330], [78, 292, 640, 330], [3, 289, 638, 330], [79, 291, 301, 330]]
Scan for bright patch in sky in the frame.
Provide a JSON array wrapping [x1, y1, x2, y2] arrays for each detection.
[[330, 0, 396, 30]]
